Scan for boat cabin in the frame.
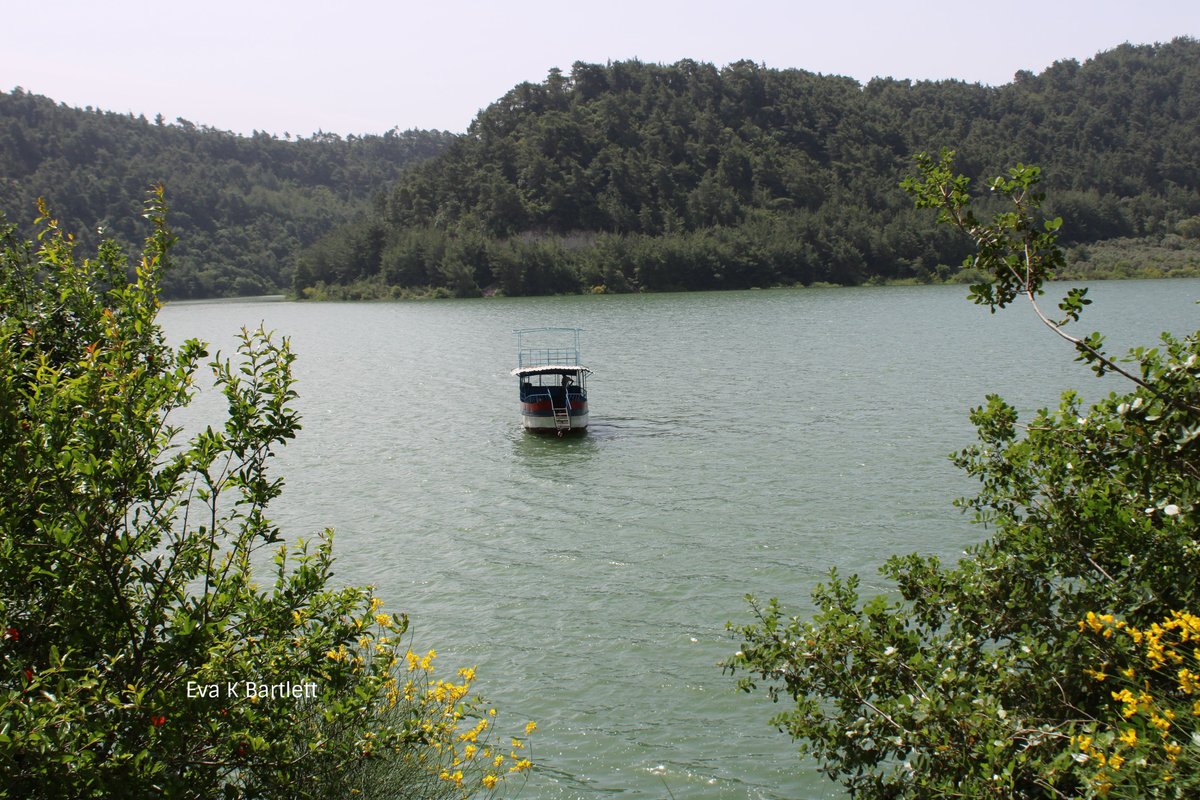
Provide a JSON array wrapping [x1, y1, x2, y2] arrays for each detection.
[[512, 328, 591, 434]]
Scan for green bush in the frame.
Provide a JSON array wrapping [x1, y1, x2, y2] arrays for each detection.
[[727, 153, 1200, 798], [0, 191, 532, 798]]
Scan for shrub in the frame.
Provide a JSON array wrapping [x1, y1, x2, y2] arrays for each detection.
[[0, 191, 532, 798], [727, 152, 1200, 797]]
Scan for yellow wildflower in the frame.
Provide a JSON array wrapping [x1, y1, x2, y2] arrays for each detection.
[[458, 718, 488, 743], [482, 774, 499, 789], [1112, 688, 1140, 719], [525, 721, 538, 735], [1119, 727, 1137, 747]]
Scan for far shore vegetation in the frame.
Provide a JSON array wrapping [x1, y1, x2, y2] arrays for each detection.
[[291, 232, 1200, 301], [3, 39, 1198, 301]]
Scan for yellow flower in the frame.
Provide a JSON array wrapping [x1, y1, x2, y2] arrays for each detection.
[[374, 612, 392, 627], [525, 720, 538, 735], [1119, 727, 1137, 747], [482, 774, 499, 789], [1112, 688, 1140, 719], [458, 719, 488, 743]]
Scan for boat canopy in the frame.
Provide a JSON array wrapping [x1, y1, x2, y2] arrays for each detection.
[[512, 365, 593, 377]]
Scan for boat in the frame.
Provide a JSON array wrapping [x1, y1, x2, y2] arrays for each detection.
[[512, 327, 591, 435]]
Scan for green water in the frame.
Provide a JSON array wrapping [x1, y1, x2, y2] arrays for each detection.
[[161, 280, 1200, 798]]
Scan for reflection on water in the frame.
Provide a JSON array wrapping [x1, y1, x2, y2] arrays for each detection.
[[511, 428, 600, 465]]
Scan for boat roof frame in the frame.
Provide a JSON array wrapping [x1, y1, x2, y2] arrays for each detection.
[[513, 327, 589, 372]]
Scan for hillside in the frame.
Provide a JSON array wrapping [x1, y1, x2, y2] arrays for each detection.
[[297, 38, 1200, 298], [0, 90, 454, 298]]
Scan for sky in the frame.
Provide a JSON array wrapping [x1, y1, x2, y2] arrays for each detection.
[[4, 0, 1198, 138]]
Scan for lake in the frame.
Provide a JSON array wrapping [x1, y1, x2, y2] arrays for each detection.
[[160, 280, 1200, 799]]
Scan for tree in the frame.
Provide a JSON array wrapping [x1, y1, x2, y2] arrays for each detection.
[[726, 153, 1200, 798], [0, 192, 532, 798]]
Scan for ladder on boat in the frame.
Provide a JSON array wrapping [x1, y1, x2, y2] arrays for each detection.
[[553, 405, 572, 432]]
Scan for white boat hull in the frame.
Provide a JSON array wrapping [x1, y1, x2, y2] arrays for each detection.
[[521, 410, 589, 432]]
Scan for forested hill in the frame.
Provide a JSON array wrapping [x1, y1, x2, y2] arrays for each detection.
[[0, 89, 455, 298], [297, 37, 1200, 298]]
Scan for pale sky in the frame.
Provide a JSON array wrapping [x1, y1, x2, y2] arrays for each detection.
[[4, 0, 1197, 137]]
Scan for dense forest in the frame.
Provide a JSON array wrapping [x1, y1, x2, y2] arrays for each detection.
[[297, 37, 1200, 298], [4, 39, 1198, 300], [0, 90, 454, 297]]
